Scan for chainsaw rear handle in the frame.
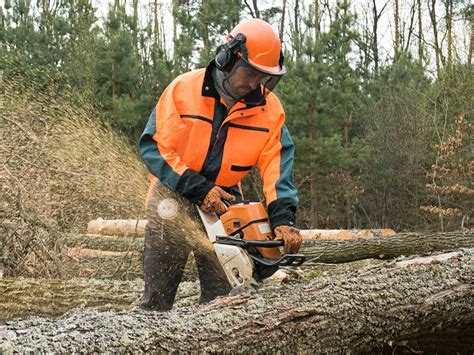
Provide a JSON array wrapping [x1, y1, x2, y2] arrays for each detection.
[[215, 235, 283, 248]]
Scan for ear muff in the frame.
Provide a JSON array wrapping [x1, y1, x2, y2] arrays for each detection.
[[215, 44, 232, 71], [215, 33, 247, 72]]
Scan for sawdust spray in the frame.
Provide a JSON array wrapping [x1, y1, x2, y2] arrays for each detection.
[[1, 60, 222, 283]]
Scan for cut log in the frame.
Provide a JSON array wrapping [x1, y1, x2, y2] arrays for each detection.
[[301, 228, 396, 240], [1, 249, 472, 353], [86, 218, 396, 240], [66, 247, 138, 258], [87, 218, 147, 237]]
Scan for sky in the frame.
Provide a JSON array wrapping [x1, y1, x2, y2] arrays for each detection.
[[2, 0, 471, 73], [90, 0, 470, 72]]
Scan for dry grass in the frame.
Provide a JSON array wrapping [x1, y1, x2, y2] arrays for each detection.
[[1, 63, 149, 277]]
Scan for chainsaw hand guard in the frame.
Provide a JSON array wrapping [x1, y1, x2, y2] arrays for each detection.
[[215, 235, 305, 267]]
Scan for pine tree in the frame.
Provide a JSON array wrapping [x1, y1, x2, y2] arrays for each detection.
[[280, 0, 367, 228], [95, 4, 142, 139]]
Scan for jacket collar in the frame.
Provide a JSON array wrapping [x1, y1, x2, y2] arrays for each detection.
[[202, 60, 220, 99], [201, 59, 265, 107]]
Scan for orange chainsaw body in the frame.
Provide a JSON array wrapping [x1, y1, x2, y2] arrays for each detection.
[[220, 202, 281, 260]]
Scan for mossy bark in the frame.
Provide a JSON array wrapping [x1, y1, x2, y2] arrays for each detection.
[[302, 231, 474, 263], [1, 249, 472, 353]]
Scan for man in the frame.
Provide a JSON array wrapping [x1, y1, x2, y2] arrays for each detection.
[[139, 18, 302, 311]]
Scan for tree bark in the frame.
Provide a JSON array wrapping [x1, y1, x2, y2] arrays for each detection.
[[343, 113, 352, 229], [63, 228, 397, 253], [314, 0, 320, 41], [309, 118, 318, 228], [202, 0, 210, 55], [394, 0, 400, 61], [429, 0, 443, 77], [279, 0, 287, 41], [294, 0, 300, 55], [252, 0, 260, 18], [71, 231, 473, 264], [372, 0, 379, 71], [1, 249, 472, 353], [469, 6, 473, 67], [446, 0, 453, 66], [153, 0, 160, 46], [302, 231, 473, 263], [417, 0, 423, 64], [132, 0, 138, 48], [404, 0, 416, 53]]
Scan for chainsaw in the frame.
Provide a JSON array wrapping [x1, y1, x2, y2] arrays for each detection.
[[197, 200, 305, 290]]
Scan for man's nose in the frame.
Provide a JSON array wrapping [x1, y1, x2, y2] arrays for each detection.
[[248, 78, 259, 90]]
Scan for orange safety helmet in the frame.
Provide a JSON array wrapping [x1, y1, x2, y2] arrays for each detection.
[[230, 18, 285, 75], [215, 19, 285, 75]]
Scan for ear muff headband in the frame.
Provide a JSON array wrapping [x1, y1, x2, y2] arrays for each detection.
[[215, 33, 247, 71]]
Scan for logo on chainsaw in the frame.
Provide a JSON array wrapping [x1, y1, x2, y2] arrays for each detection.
[[157, 198, 179, 219]]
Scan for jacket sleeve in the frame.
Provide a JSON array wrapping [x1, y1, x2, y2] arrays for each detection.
[[257, 112, 299, 230], [139, 81, 214, 205]]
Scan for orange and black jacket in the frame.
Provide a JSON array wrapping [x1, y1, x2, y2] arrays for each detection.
[[139, 61, 299, 229]]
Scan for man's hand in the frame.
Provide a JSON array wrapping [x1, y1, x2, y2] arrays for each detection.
[[200, 186, 236, 215], [273, 225, 302, 254]]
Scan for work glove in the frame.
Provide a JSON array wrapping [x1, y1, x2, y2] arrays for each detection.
[[274, 225, 302, 254], [200, 186, 236, 215]]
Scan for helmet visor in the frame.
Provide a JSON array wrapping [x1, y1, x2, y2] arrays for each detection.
[[222, 58, 284, 105]]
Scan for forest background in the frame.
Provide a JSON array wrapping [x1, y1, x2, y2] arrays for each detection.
[[1, 0, 473, 233]]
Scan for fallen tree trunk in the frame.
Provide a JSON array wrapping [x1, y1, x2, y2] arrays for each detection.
[[1, 249, 472, 353], [302, 231, 474, 263], [63, 231, 474, 264], [0, 259, 382, 321]]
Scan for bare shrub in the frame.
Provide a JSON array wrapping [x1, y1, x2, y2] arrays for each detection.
[[422, 115, 473, 231]]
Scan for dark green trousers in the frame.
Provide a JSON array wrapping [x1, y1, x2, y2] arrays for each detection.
[[140, 183, 231, 311]]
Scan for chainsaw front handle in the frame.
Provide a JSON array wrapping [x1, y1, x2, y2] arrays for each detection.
[[214, 235, 305, 267], [250, 253, 306, 267], [215, 235, 283, 247]]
